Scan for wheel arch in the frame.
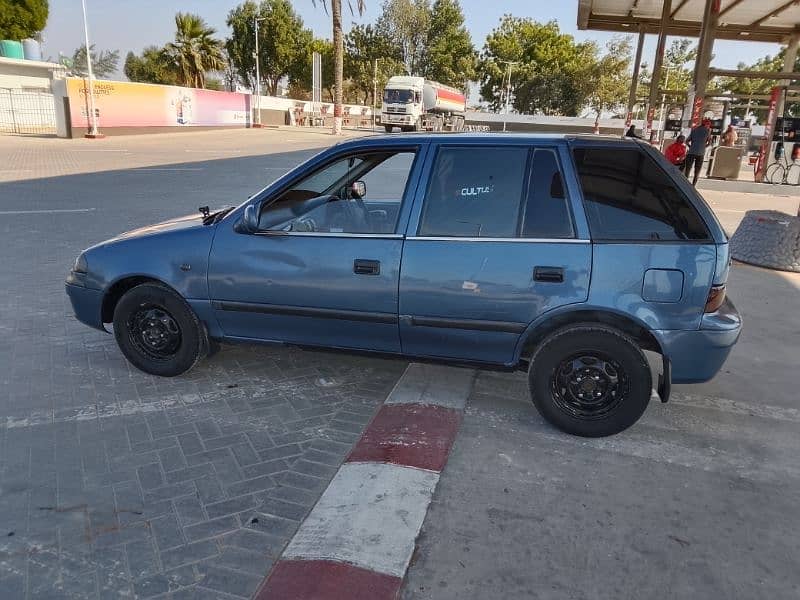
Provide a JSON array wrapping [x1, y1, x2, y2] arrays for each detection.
[[515, 307, 665, 366], [100, 275, 174, 325]]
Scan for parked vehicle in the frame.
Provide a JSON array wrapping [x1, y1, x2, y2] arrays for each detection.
[[381, 76, 466, 133], [66, 134, 741, 437]]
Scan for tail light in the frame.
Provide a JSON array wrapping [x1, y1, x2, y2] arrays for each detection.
[[704, 284, 726, 313]]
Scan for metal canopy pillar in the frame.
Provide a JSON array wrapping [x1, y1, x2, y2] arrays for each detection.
[[691, 0, 720, 126], [626, 27, 646, 127], [776, 33, 800, 117], [647, 0, 672, 141]]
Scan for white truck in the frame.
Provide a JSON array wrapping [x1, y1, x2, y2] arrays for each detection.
[[381, 76, 466, 133]]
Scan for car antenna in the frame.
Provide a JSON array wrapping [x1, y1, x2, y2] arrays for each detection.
[[199, 206, 210, 218]]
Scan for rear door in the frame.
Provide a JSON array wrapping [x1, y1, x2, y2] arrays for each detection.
[[398, 142, 592, 365]]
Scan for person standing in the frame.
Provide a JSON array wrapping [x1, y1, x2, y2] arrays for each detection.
[[684, 119, 711, 185], [665, 134, 688, 167], [721, 124, 738, 147]]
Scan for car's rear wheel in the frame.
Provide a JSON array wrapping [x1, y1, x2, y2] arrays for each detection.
[[384, 125, 393, 133], [113, 282, 206, 377], [528, 325, 651, 437]]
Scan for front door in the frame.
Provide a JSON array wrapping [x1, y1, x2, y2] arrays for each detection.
[[209, 146, 423, 353], [399, 143, 592, 364]]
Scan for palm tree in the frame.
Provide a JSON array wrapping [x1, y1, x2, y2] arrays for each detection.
[[165, 13, 225, 89], [313, 1, 366, 134]]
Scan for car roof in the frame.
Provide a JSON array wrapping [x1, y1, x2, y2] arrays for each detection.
[[335, 132, 645, 148]]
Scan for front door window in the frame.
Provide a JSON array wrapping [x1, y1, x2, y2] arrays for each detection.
[[258, 151, 416, 234]]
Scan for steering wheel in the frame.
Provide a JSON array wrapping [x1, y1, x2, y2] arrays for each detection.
[[290, 216, 316, 232]]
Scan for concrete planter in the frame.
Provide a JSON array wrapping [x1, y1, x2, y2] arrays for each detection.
[[729, 210, 800, 272]]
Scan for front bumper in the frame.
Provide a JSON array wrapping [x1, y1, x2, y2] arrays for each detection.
[[654, 297, 742, 384], [382, 114, 414, 125], [66, 281, 105, 331]]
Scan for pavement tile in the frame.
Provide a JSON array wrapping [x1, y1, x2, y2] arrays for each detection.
[[184, 516, 239, 542], [174, 495, 207, 526], [196, 563, 262, 598], [160, 540, 220, 570], [204, 495, 258, 520]]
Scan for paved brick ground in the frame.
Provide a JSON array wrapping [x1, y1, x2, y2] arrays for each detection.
[[0, 130, 407, 599]]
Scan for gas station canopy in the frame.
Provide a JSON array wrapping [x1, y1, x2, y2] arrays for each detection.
[[578, 0, 800, 43]]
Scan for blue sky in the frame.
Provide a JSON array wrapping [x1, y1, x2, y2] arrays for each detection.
[[43, 0, 782, 71]]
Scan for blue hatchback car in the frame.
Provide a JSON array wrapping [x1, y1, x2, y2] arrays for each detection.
[[66, 134, 741, 436]]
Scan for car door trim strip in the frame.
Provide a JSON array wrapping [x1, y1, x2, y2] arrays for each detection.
[[408, 315, 527, 334], [212, 300, 398, 324]]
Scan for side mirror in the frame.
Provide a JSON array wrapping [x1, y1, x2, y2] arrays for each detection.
[[238, 204, 259, 233], [351, 180, 366, 199]]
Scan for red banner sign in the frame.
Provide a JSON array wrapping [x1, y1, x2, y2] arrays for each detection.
[[690, 95, 704, 127]]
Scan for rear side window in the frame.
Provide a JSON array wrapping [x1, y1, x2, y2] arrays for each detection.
[[418, 147, 528, 237], [572, 147, 710, 241], [520, 149, 573, 238]]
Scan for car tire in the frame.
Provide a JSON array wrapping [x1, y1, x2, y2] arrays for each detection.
[[384, 125, 393, 133], [113, 282, 206, 377], [528, 325, 651, 437]]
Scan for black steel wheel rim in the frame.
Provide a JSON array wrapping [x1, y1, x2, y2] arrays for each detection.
[[127, 304, 182, 360], [550, 352, 629, 420]]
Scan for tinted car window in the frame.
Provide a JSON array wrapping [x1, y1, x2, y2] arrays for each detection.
[[259, 151, 415, 234], [418, 147, 528, 237], [572, 147, 710, 241], [520, 149, 573, 238]]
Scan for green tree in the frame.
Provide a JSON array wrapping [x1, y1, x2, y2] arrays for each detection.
[[0, 0, 48, 40], [313, 0, 367, 134], [716, 52, 786, 120], [376, 0, 430, 76], [293, 38, 335, 100], [479, 17, 596, 116], [587, 37, 632, 124], [345, 23, 401, 105], [227, 0, 312, 95], [221, 49, 239, 91], [68, 44, 120, 79], [423, 0, 475, 89], [164, 12, 224, 89], [124, 46, 178, 85], [661, 38, 696, 92]]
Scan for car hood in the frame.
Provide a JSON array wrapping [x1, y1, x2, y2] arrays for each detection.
[[107, 213, 208, 243]]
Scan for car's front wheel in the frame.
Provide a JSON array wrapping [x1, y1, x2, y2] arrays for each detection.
[[113, 282, 206, 377], [528, 325, 651, 437]]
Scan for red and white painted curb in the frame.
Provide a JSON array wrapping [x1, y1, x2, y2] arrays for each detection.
[[254, 363, 475, 599]]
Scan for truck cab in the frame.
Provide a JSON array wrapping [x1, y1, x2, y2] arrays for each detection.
[[382, 76, 426, 132]]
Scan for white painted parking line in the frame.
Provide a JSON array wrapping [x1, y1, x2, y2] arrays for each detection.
[[385, 363, 474, 409], [282, 462, 439, 577], [0, 208, 96, 215]]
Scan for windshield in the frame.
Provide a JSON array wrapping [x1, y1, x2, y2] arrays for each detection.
[[384, 89, 414, 104]]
